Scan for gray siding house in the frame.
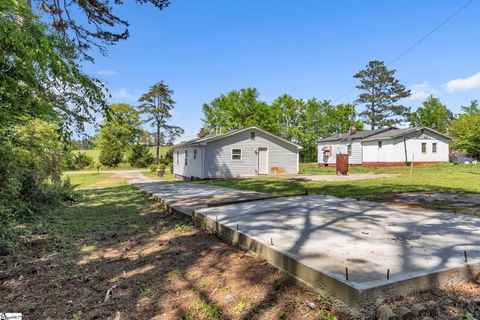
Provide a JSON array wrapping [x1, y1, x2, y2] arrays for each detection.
[[173, 127, 301, 180]]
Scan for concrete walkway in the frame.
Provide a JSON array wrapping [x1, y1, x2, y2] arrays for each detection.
[[129, 180, 480, 316]]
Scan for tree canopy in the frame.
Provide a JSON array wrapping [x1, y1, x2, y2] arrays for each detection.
[[202, 88, 279, 134], [354, 60, 411, 129], [138, 81, 184, 164], [409, 96, 453, 133], [449, 100, 480, 159], [0, 0, 108, 136], [31, 0, 170, 61], [202, 89, 363, 162]]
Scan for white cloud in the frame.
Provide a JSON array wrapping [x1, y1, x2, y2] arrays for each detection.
[[408, 81, 436, 100], [111, 89, 137, 102], [96, 69, 117, 76], [445, 72, 480, 93]]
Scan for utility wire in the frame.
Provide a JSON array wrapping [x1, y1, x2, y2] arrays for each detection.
[[332, 0, 474, 103]]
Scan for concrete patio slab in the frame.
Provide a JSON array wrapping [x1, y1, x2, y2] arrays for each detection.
[[131, 181, 279, 215], [130, 181, 480, 318]]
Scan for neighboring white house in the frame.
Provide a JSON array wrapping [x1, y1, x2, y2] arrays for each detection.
[[172, 126, 302, 180], [316, 127, 450, 167]]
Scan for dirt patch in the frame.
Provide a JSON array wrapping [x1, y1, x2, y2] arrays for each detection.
[[0, 210, 345, 319], [360, 191, 480, 215], [386, 279, 480, 319]]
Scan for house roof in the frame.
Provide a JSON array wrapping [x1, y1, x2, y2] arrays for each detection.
[[316, 126, 450, 143], [362, 127, 451, 141], [316, 127, 394, 143], [173, 126, 302, 149]]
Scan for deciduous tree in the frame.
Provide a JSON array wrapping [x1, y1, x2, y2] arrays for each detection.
[[409, 96, 453, 133], [202, 88, 279, 134], [449, 100, 480, 159]]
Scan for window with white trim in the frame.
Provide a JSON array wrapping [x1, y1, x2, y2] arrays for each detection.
[[378, 141, 382, 148], [176, 151, 179, 165], [251, 132, 255, 140], [231, 148, 242, 160], [347, 144, 352, 156], [185, 150, 188, 166], [193, 149, 197, 160], [432, 143, 437, 153], [421, 143, 427, 153]]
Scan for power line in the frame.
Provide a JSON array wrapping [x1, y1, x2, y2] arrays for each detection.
[[386, 0, 473, 67], [332, 0, 474, 104]]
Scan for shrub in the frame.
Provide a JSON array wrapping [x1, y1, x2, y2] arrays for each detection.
[[99, 142, 123, 167], [73, 151, 93, 169], [128, 144, 154, 168], [158, 163, 166, 172], [149, 164, 158, 173]]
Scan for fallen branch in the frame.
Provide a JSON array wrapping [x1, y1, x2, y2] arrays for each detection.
[[104, 284, 119, 303], [106, 257, 129, 264]]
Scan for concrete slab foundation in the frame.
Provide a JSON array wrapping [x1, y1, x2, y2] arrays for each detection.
[[132, 181, 279, 215], [131, 181, 480, 319]]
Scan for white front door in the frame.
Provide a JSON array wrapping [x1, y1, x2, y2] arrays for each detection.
[[258, 147, 268, 174]]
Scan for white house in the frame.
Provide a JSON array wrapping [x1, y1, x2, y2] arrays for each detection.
[[172, 126, 302, 180], [316, 127, 450, 167]]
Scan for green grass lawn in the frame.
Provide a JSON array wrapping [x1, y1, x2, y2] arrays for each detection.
[[73, 146, 171, 169], [204, 163, 480, 198], [65, 173, 113, 189], [299, 162, 456, 175]]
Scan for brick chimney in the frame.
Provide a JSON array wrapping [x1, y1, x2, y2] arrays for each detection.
[[197, 128, 207, 138], [349, 125, 357, 135]]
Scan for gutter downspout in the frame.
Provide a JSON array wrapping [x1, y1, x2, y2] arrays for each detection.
[[403, 138, 408, 164]]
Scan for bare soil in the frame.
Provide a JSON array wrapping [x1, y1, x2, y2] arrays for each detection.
[[0, 209, 346, 319], [359, 191, 480, 216], [386, 280, 480, 319]]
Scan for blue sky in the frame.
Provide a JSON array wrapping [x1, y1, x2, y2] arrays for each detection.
[[83, 0, 480, 140]]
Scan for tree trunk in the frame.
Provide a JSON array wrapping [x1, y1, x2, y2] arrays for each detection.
[[156, 125, 160, 165]]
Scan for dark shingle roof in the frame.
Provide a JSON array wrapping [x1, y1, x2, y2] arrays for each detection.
[[316, 127, 394, 143], [173, 126, 302, 148], [362, 127, 451, 140], [316, 126, 451, 143]]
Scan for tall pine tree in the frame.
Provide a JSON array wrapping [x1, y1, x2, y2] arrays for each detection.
[[354, 60, 411, 129]]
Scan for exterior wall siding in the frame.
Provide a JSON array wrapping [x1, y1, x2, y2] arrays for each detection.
[[203, 129, 299, 178], [317, 141, 362, 165], [173, 145, 204, 179], [317, 129, 449, 167], [362, 131, 449, 164]]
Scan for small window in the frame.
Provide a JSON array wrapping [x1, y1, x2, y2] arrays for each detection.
[[251, 132, 255, 140], [232, 148, 242, 160], [378, 141, 382, 148], [193, 149, 197, 160], [432, 143, 437, 153], [421, 143, 427, 153], [347, 144, 352, 156], [176, 151, 179, 165], [185, 150, 188, 166]]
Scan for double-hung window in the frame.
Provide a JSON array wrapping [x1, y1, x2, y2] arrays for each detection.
[[232, 149, 242, 160], [421, 143, 427, 153], [185, 150, 188, 166], [432, 143, 437, 153]]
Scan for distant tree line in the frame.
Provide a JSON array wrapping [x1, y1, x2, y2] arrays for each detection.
[[202, 89, 362, 162], [202, 60, 480, 161]]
